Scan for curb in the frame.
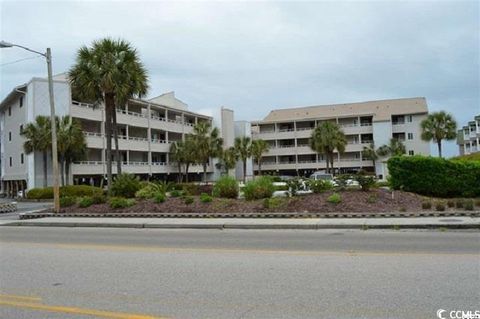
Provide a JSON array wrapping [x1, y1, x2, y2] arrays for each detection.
[[3, 222, 479, 230]]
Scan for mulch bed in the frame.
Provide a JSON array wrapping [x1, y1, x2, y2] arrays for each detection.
[[59, 189, 437, 216]]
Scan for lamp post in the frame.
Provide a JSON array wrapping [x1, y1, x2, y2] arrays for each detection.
[[0, 41, 60, 213]]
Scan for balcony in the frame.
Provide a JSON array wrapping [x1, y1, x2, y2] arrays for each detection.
[[116, 109, 149, 127], [71, 101, 102, 122]]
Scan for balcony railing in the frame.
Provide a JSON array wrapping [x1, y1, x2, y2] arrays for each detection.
[[84, 132, 103, 137], [72, 101, 98, 109], [117, 109, 147, 118], [392, 121, 405, 125]]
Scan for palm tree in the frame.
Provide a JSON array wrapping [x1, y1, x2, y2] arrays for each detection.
[[234, 136, 252, 183], [190, 122, 223, 184], [220, 147, 238, 175], [420, 111, 457, 157], [56, 116, 87, 185], [310, 122, 347, 175], [362, 143, 378, 175], [377, 138, 406, 157], [250, 139, 269, 176], [69, 38, 148, 190], [21, 116, 51, 188], [170, 141, 186, 183]]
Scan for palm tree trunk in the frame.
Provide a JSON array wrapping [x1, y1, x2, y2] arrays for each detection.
[[43, 151, 48, 188], [372, 159, 376, 176], [203, 163, 208, 184], [60, 156, 65, 186], [65, 160, 71, 186], [243, 160, 247, 183], [112, 106, 122, 174], [185, 163, 190, 183], [105, 93, 114, 191], [177, 164, 182, 183], [437, 140, 442, 158], [325, 154, 330, 174], [258, 159, 262, 176]]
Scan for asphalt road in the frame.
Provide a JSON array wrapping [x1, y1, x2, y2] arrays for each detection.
[[0, 227, 479, 319]]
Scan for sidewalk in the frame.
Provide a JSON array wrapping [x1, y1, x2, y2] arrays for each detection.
[[1, 216, 479, 229]]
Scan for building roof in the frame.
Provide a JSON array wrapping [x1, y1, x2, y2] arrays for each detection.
[[0, 83, 27, 110], [252, 97, 428, 124]]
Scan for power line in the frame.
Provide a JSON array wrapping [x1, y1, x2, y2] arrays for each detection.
[[0, 55, 42, 67]]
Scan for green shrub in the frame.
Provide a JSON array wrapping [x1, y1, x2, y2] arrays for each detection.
[[421, 201, 432, 209], [153, 192, 166, 203], [184, 196, 194, 205], [212, 176, 239, 199], [274, 184, 289, 191], [200, 193, 213, 203], [307, 179, 333, 193], [60, 196, 76, 207], [334, 175, 351, 191], [366, 194, 377, 204], [110, 173, 141, 198], [92, 193, 106, 204], [27, 185, 103, 199], [327, 192, 342, 204], [447, 200, 455, 208], [181, 183, 200, 196], [376, 180, 390, 188], [108, 197, 136, 209], [286, 178, 303, 196], [243, 176, 275, 201], [388, 156, 480, 197], [475, 199, 480, 207], [170, 190, 183, 197], [78, 196, 94, 208], [435, 201, 446, 211], [464, 199, 474, 211], [455, 199, 464, 208], [263, 197, 286, 209], [135, 182, 163, 199], [354, 171, 376, 191]]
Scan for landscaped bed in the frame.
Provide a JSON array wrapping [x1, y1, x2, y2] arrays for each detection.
[[57, 188, 438, 216]]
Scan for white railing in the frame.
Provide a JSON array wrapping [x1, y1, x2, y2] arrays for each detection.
[[296, 127, 314, 131], [75, 161, 104, 165], [360, 123, 372, 127], [83, 132, 103, 137], [392, 121, 405, 125], [151, 162, 168, 166], [124, 162, 149, 166], [339, 123, 358, 128], [361, 140, 373, 144], [151, 139, 168, 144], [72, 101, 97, 109], [117, 109, 147, 118], [278, 128, 295, 132], [258, 130, 276, 134], [277, 145, 296, 148], [297, 160, 316, 164], [347, 140, 360, 144]]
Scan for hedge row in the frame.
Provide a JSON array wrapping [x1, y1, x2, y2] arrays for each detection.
[[27, 185, 104, 199], [387, 155, 480, 198]]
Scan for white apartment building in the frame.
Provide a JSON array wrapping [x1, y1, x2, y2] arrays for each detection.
[[0, 75, 228, 195], [457, 115, 480, 155], [251, 97, 431, 179]]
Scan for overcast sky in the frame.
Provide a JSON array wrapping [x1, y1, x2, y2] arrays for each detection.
[[1, 0, 479, 157]]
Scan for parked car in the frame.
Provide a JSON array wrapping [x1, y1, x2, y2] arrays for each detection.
[[309, 172, 334, 181]]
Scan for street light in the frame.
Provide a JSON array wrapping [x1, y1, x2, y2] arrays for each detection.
[[1, 40, 60, 213]]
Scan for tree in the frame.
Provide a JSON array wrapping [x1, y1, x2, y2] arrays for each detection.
[[420, 111, 457, 157], [220, 147, 238, 175], [234, 136, 252, 183], [377, 138, 406, 157], [170, 141, 186, 183], [310, 122, 347, 175], [362, 143, 378, 175], [250, 139, 270, 176], [21, 116, 51, 188], [190, 122, 223, 184], [69, 38, 148, 191], [56, 116, 87, 186]]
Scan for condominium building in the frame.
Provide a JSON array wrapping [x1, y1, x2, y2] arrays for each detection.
[[0, 75, 221, 195], [457, 115, 480, 155], [251, 97, 431, 179]]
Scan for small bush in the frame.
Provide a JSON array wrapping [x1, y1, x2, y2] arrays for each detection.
[[27, 185, 103, 199], [376, 180, 390, 188], [110, 173, 141, 198], [286, 178, 303, 196], [455, 199, 465, 208], [135, 182, 163, 199], [60, 196, 76, 207], [212, 176, 239, 199], [170, 190, 183, 197], [181, 183, 200, 196], [26, 188, 53, 199], [354, 171, 376, 191], [274, 184, 289, 191], [200, 193, 213, 203], [366, 194, 377, 204], [263, 197, 286, 209], [307, 179, 333, 193], [435, 201, 446, 211], [78, 196, 94, 208], [421, 201, 432, 209], [447, 200, 455, 208], [476, 199, 480, 207], [184, 196, 194, 205], [335, 175, 351, 191], [109, 197, 136, 209], [153, 192, 166, 203], [92, 193, 106, 204], [327, 192, 342, 204], [244, 176, 275, 201], [464, 199, 474, 211]]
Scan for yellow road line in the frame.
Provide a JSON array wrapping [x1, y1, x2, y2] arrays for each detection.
[[0, 293, 41, 302], [0, 299, 167, 319], [3, 241, 479, 257]]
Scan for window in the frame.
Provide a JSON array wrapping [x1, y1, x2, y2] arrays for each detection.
[[21, 153, 24, 164], [408, 150, 414, 156], [407, 133, 414, 140], [19, 96, 23, 108], [9, 132, 12, 141], [9, 157, 12, 167], [20, 125, 23, 134], [407, 115, 413, 123], [8, 107, 11, 116]]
